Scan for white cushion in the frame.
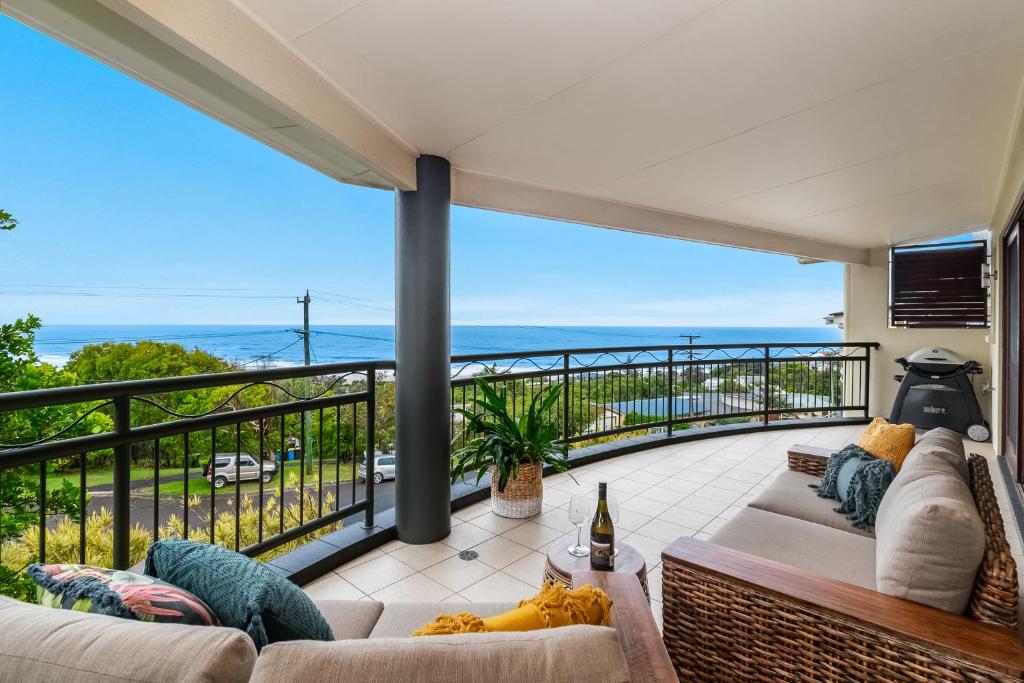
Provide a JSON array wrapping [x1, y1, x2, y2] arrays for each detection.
[[874, 436, 984, 613]]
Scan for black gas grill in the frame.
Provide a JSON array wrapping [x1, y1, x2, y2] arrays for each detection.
[[890, 346, 989, 442]]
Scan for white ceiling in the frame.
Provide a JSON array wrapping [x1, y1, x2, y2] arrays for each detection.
[[227, 0, 1024, 250]]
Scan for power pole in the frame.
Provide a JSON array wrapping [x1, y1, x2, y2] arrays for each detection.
[[297, 291, 313, 475]]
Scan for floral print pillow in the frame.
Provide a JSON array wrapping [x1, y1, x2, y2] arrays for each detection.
[[28, 563, 220, 626]]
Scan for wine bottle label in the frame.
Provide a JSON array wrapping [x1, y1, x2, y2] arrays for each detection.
[[591, 541, 615, 569]]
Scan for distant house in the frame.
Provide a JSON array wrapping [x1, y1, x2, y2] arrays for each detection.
[[824, 311, 844, 330]]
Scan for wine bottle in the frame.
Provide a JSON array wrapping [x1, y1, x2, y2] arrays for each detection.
[[589, 482, 615, 570]]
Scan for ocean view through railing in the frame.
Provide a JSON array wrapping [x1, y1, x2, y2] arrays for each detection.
[[0, 341, 875, 582]]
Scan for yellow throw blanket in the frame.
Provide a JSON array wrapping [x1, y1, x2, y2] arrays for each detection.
[[412, 581, 612, 636]]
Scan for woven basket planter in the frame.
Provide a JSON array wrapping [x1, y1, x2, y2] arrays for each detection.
[[490, 461, 543, 518]]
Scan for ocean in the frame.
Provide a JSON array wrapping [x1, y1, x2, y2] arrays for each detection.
[[33, 325, 844, 368]]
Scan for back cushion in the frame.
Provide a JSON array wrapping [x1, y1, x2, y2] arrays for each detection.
[[250, 625, 630, 683], [0, 596, 256, 683], [900, 427, 970, 483], [874, 438, 984, 613]]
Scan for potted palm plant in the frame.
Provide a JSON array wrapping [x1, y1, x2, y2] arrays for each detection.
[[451, 378, 568, 518]]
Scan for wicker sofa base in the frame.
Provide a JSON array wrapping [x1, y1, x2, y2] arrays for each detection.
[[662, 558, 1018, 682]]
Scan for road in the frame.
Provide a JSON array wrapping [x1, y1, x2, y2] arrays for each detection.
[[84, 478, 397, 535]]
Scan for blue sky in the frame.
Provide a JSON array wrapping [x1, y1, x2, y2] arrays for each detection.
[[0, 15, 843, 328]]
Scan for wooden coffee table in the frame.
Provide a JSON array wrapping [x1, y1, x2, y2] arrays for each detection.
[[544, 534, 649, 601]]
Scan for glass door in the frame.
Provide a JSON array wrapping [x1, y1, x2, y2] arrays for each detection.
[[1004, 222, 1021, 484]]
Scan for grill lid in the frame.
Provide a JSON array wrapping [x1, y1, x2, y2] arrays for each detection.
[[905, 346, 967, 367]]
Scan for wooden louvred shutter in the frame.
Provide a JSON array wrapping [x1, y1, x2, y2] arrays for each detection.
[[890, 241, 988, 328]]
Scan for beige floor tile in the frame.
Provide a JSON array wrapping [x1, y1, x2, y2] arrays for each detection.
[[470, 536, 534, 569], [619, 532, 669, 569], [702, 517, 729, 534], [441, 521, 495, 550], [500, 521, 566, 550], [302, 572, 365, 601], [469, 511, 528, 535], [452, 501, 492, 521], [647, 566, 663, 603], [657, 477, 704, 495], [642, 461, 685, 476], [460, 571, 538, 603], [614, 508, 653, 532], [706, 477, 755, 493], [627, 470, 669, 485], [619, 495, 673, 517], [634, 518, 697, 544], [338, 554, 417, 594], [694, 485, 744, 505], [531, 506, 577, 532], [641, 485, 686, 505], [333, 548, 386, 572], [502, 551, 550, 588], [377, 539, 407, 553], [542, 486, 574, 507], [607, 478, 653, 496], [422, 554, 497, 592], [388, 541, 459, 570], [675, 495, 731, 517], [370, 573, 453, 603]]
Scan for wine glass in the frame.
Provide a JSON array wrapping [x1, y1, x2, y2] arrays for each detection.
[[567, 493, 591, 557]]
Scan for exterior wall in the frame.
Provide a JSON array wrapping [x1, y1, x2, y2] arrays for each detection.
[[844, 249, 993, 424], [987, 97, 1024, 453]]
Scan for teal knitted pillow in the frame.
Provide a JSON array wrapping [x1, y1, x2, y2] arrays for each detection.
[[835, 454, 875, 503], [144, 540, 333, 650]]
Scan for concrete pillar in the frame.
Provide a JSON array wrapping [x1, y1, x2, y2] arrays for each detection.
[[394, 155, 452, 543]]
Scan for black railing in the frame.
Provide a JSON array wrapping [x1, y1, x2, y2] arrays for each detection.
[[450, 342, 877, 449], [0, 361, 392, 570], [1, 341, 876, 578]]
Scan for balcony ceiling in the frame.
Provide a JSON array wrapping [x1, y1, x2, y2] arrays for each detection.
[[8, 0, 1024, 262]]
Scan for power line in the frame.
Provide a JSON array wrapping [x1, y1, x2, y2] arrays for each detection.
[[237, 338, 302, 367], [308, 329, 394, 343], [0, 290, 294, 300], [36, 329, 292, 345], [0, 283, 300, 294]]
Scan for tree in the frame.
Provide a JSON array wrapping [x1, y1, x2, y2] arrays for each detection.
[[0, 209, 16, 231], [0, 314, 84, 599]]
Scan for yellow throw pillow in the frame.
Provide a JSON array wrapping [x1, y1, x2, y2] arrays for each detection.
[[857, 417, 916, 470], [412, 581, 612, 636]]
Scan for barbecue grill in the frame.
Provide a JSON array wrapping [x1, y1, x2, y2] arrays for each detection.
[[890, 346, 988, 441]]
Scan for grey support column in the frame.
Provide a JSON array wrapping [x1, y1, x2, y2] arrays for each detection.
[[395, 155, 452, 543]]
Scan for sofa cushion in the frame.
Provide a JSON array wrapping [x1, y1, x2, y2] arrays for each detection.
[[0, 595, 256, 683], [315, 600, 384, 640], [748, 470, 874, 538], [250, 625, 629, 683], [145, 540, 333, 650], [874, 444, 984, 613], [28, 563, 221, 626], [900, 427, 970, 483], [711, 507, 877, 589], [370, 602, 514, 638], [857, 417, 916, 469]]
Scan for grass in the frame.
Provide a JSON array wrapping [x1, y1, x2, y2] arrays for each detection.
[[142, 460, 359, 497], [46, 467, 187, 492]]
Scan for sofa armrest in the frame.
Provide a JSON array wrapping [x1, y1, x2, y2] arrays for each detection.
[[787, 443, 831, 476], [572, 571, 677, 683], [661, 537, 1024, 681]]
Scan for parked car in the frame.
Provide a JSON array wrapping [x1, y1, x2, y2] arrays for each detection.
[[203, 453, 277, 489], [357, 453, 396, 484]]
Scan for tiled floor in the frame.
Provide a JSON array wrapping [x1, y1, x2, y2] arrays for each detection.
[[304, 423, 878, 626], [304, 423, 1019, 629]]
